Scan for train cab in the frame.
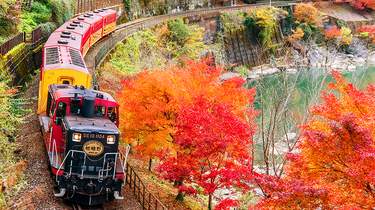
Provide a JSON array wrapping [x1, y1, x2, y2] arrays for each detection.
[[40, 84, 124, 205]]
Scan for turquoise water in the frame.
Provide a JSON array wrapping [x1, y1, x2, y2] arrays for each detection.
[[248, 66, 375, 119], [247, 66, 375, 166]]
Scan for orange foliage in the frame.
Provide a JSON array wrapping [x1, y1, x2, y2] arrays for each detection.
[[358, 25, 375, 43], [324, 25, 341, 40], [288, 27, 304, 42], [334, 0, 375, 10], [255, 71, 375, 209], [294, 3, 320, 25], [117, 59, 255, 158]]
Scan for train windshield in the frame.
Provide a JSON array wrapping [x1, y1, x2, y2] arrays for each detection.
[[69, 99, 118, 124]]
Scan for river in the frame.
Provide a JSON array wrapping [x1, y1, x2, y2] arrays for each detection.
[[247, 66, 375, 173]]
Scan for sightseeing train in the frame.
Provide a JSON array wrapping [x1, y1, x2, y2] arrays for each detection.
[[37, 8, 125, 206]]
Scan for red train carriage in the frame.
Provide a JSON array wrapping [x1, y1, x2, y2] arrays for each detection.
[[38, 9, 124, 206], [55, 20, 91, 55], [94, 9, 117, 36], [78, 13, 104, 46]]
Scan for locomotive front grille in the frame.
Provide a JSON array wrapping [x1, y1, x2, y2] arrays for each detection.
[[58, 149, 122, 180]]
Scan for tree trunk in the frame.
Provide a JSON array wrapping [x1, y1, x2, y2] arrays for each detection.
[[175, 180, 184, 201], [208, 194, 212, 210], [148, 158, 152, 171]]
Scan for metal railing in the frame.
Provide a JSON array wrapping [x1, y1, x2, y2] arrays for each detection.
[[31, 26, 44, 48], [0, 25, 50, 85], [0, 25, 46, 56], [0, 33, 25, 56], [125, 163, 168, 210]]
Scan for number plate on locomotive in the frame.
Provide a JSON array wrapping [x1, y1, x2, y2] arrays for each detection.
[[83, 140, 104, 157]]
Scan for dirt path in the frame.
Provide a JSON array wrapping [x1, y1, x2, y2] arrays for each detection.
[[7, 78, 141, 210]]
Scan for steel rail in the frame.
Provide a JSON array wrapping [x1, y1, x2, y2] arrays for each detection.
[[86, 1, 299, 71]]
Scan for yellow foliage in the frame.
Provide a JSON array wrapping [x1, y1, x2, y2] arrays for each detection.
[[247, 6, 287, 47], [340, 26, 352, 45], [288, 27, 304, 41], [0, 43, 26, 79], [252, 7, 286, 30]]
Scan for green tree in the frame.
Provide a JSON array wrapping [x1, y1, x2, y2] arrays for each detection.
[[167, 18, 190, 46]]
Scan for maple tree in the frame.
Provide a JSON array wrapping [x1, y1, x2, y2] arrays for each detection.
[[254, 71, 375, 208], [157, 96, 256, 209], [117, 59, 254, 158], [117, 60, 257, 208]]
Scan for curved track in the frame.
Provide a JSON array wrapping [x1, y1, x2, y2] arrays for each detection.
[[84, 1, 298, 72]]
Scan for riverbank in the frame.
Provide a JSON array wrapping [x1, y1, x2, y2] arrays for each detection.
[[236, 39, 375, 80]]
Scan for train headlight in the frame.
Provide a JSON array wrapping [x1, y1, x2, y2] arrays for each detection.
[[107, 135, 115, 144], [72, 133, 82, 142]]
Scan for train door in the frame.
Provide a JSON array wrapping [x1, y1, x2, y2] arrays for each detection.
[[52, 100, 67, 153]]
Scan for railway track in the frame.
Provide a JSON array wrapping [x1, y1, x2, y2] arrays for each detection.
[[114, 1, 300, 34], [86, 0, 300, 71]]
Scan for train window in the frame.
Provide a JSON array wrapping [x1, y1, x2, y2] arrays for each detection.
[[107, 107, 117, 123], [95, 106, 105, 117], [50, 101, 56, 116], [46, 92, 53, 117], [55, 102, 67, 125], [62, 80, 70, 85], [70, 98, 81, 115]]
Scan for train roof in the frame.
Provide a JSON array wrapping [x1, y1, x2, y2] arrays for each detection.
[[43, 46, 88, 72], [64, 116, 119, 134], [49, 84, 117, 103], [77, 13, 103, 25], [44, 31, 82, 50], [93, 9, 117, 18], [55, 20, 91, 36]]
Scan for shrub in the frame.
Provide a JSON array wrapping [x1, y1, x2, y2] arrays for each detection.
[[49, 0, 74, 26], [0, 0, 20, 38], [167, 19, 190, 46], [39, 22, 57, 38], [294, 3, 320, 25], [0, 81, 28, 209], [220, 12, 246, 33], [244, 7, 287, 48], [18, 1, 52, 33]]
